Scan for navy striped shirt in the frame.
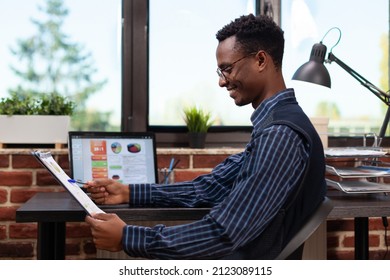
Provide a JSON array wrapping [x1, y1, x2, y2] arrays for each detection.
[[123, 88, 309, 259]]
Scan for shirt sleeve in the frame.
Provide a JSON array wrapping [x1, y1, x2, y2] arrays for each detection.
[[123, 125, 309, 259], [129, 151, 246, 208]]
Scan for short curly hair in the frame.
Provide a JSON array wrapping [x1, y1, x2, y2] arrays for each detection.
[[216, 14, 284, 70]]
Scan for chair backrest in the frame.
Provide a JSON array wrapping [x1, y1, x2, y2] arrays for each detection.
[[274, 197, 333, 260]]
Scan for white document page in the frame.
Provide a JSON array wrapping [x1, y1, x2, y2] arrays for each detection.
[[33, 151, 104, 215], [326, 165, 390, 178], [326, 179, 390, 193]]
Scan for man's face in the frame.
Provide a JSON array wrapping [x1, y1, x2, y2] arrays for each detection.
[[216, 36, 263, 109]]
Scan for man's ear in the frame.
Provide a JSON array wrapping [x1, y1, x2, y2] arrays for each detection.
[[257, 51, 267, 70], [258, 57, 264, 65]]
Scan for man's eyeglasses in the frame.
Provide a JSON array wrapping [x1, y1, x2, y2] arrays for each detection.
[[216, 52, 257, 81]]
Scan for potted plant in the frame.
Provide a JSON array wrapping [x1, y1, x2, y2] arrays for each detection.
[[183, 106, 213, 148], [0, 93, 75, 147]]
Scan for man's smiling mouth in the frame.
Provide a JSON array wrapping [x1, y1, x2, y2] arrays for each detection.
[[227, 85, 237, 92]]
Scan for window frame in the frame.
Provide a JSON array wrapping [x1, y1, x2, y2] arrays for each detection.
[[122, 0, 268, 147], [121, 0, 390, 147]]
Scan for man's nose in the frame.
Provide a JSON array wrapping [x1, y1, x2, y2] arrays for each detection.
[[218, 76, 228, 87]]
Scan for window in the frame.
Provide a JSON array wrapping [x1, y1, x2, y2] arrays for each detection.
[[282, 0, 389, 137], [4, 1, 388, 146], [126, 0, 390, 147], [123, 0, 262, 146], [149, 0, 257, 127], [0, 0, 122, 131]]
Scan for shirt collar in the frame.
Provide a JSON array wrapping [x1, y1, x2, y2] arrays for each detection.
[[250, 88, 297, 128]]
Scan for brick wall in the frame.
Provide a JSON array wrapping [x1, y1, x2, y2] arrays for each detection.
[[326, 157, 390, 259], [0, 148, 389, 259], [0, 149, 95, 259]]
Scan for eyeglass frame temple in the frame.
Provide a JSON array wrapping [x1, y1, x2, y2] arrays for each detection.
[[216, 51, 259, 80]]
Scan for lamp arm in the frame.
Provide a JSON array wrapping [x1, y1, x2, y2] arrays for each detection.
[[328, 52, 390, 139], [327, 52, 390, 106]]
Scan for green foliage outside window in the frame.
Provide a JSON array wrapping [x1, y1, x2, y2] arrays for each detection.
[[0, 93, 75, 115], [7, 0, 113, 130]]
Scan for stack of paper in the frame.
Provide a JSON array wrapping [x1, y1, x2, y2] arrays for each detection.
[[325, 148, 388, 157], [326, 165, 390, 178], [326, 179, 390, 194]]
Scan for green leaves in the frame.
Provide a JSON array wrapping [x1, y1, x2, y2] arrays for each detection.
[[7, 0, 106, 116], [183, 106, 213, 133], [0, 93, 75, 116]]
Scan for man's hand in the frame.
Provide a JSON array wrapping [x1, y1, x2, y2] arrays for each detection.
[[85, 179, 129, 205], [85, 213, 126, 252]]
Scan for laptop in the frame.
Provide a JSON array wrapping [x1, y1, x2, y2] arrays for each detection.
[[68, 131, 158, 185]]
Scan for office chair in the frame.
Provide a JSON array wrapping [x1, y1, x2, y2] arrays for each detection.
[[275, 197, 333, 260]]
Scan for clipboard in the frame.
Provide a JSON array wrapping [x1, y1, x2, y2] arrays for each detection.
[[31, 150, 104, 215]]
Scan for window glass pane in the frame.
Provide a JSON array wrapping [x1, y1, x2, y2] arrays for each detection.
[[149, 0, 256, 126], [0, 0, 121, 131], [282, 0, 389, 136]]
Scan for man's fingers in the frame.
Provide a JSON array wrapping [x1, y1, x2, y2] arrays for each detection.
[[86, 179, 113, 188], [85, 213, 110, 228], [86, 186, 106, 194], [88, 190, 108, 204], [91, 213, 114, 221]]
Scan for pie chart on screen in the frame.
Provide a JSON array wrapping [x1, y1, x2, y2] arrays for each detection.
[[127, 143, 141, 153], [111, 142, 122, 154]]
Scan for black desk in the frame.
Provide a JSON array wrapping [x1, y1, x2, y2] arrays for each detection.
[[15, 192, 209, 259], [16, 191, 390, 260], [326, 190, 390, 259]]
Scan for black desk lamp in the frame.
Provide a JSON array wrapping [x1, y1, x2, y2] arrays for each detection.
[[292, 27, 390, 140]]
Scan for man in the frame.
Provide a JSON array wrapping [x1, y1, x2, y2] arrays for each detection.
[[85, 14, 326, 259]]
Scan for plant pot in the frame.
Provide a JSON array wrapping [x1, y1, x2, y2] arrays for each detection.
[[0, 115, 70, 145], [188, 132, 207, 148]]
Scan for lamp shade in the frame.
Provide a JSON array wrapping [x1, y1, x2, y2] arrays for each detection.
[[292, 42, 331, 88]]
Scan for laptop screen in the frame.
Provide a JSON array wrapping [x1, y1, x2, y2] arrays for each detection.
[[68, 131, 158, 185]]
